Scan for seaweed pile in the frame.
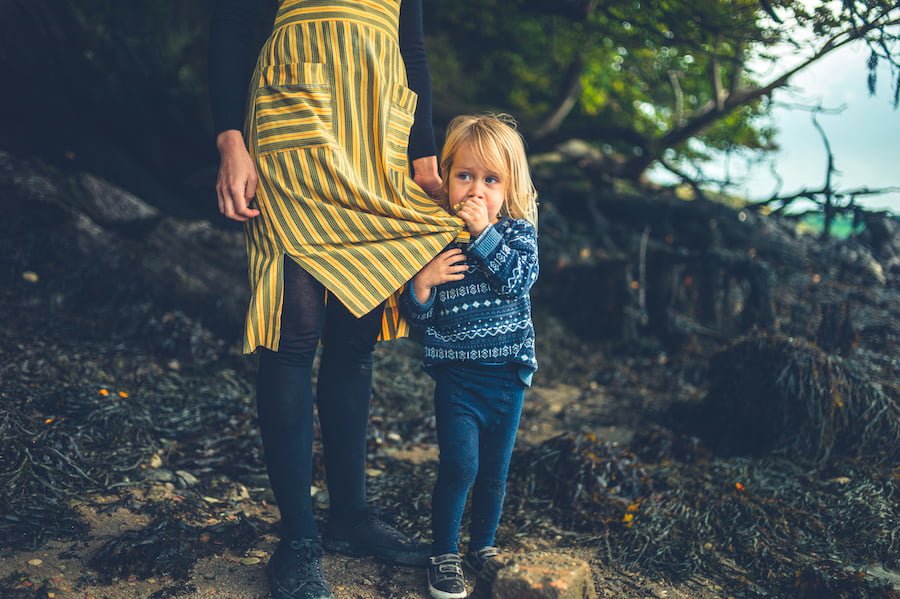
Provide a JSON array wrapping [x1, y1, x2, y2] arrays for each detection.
[[506, 431, 900, 597], [0, 341, 258, 549], [508, 433, 649, 530], [87, 509, 266, 583], [700, 333, 900, 464], [0, 261, 265, 553]]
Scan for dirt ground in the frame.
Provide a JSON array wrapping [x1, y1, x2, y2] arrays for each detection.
[[0, 370, 724, 599]]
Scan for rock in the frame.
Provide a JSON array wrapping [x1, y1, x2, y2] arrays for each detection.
[[226, 482, 251, 502], [75, 172, 159, 226], [471, 552, 596, 599], [0, 151, 248, 342], [174, 470, 199, 488], [145, 469, 175, 483]]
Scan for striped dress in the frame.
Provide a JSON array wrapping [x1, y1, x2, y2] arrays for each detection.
[[242, 0, 463, 353]]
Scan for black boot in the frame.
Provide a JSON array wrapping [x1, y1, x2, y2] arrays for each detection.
[[323, 510, 431, 566], [266, 538, 333, 599]]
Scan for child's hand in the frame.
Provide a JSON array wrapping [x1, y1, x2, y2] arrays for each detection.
[[456, 197, 491, 237], [413, 248, 467, 302]]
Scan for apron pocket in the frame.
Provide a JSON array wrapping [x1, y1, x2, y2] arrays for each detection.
[[255, 62, 333, 155], [384, 82, 418, 174]]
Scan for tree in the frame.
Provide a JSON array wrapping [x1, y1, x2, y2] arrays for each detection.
[[426, 0, 900, 182]]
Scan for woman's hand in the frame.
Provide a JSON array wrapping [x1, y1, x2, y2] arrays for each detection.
[[412, 248, 467, 302], [412, 155, 442, 199], [216, 130, 260, 221], [456, 196, 490, 237]]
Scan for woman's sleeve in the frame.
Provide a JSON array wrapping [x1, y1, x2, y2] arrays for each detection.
[[209, 0, 264, 135], [398, 0, 437, 159]]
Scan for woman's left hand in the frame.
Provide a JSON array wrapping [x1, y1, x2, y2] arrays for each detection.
[[412, 155, 442, 199]]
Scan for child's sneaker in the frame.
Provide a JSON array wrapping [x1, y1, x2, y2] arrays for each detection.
[[427, 553, 467, 599], [463, 546, 500, 573]]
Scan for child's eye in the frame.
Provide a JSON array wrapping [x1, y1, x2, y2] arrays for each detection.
[[456, 172, 472, 181], [486, 176, 500, 184]]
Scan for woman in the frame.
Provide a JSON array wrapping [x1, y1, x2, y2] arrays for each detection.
[[209, 1, 462, 598]]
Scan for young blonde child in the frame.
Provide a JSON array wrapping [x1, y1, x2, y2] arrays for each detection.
[[399, 114, 539, 599]]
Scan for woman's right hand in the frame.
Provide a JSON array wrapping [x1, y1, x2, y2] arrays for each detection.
[[216, 130, 261, 221], [413, 248, 467, 302]]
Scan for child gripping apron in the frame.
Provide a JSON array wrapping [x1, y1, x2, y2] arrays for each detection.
[[243, 0, 463, 353]]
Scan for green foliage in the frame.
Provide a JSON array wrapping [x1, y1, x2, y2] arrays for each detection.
[[426, 0, 900, 178], [66, 0, 215, 100], [6, 0, 896, 194]]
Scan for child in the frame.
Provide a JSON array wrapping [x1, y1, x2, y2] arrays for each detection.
[[399, 114, 539, 599]]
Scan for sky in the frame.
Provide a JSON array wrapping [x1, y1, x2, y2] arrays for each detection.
[[653, 40, 900, 213]]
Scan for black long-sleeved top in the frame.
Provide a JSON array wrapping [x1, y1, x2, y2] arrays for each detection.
[[209, 0, 437, 159]]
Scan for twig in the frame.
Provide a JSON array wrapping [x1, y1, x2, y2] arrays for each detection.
[[638, 225, 650, 327]]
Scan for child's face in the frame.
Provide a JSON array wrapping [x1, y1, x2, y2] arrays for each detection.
[[448, 143, 507, 224]]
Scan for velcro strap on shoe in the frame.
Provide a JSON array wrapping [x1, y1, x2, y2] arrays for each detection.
[[477, 546, 500, 560]]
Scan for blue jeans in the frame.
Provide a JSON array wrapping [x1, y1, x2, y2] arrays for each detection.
[[431, 363, 525, 555]]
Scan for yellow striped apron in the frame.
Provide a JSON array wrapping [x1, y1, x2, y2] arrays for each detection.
[[242, 0, 462, 354]]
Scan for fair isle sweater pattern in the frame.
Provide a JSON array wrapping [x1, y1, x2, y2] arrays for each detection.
[[399, 217, 539, 373]]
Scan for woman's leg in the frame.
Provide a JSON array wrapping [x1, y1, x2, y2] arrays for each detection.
[[256, 257, 325, 540], [316, 295, 430, 565], [315, 295, 385, 520]]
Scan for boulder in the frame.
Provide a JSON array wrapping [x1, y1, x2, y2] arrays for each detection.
[[471, 552, 597, 599]]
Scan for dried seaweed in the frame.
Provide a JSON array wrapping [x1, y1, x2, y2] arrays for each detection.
[[508, 432, 650, 530], [87, 512, 265, 583], [507, 432, 900, 597], [0, 365, 254, 548], [700, 333, 900, 464], [0, 571, 54, 598]]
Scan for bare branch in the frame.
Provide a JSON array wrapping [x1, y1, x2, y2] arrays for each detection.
[[533, 0, 598, 140], [668, 70, 685, 127], [729, 40, 745, 96], [750, 186, 900, 211], [766, 160, 784, 199], [759, 0, 783, 24], [534, 57, 585, 140], [809, 109, 837, 239], [659, 156, 708, 200], [668, 15, 897, 147], [710, 56, 725, 111]]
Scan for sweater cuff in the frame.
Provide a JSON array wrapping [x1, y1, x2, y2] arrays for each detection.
[[407, 284, 435, 311], [467, 224, 503, 260]]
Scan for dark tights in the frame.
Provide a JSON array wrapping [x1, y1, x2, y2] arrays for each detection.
[[255, 257, 385, 541]]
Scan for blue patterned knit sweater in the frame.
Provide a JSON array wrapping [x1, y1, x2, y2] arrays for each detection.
[[399, 217, 539, 384]]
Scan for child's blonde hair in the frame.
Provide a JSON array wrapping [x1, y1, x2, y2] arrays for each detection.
[[440, 113, 538, 228]]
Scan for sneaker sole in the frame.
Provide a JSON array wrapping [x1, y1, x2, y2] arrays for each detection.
[[322, 537, 429, 567], [428, 582, 468, 599]]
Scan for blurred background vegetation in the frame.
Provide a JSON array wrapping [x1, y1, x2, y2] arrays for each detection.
[[0, 0, 896, 229]]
